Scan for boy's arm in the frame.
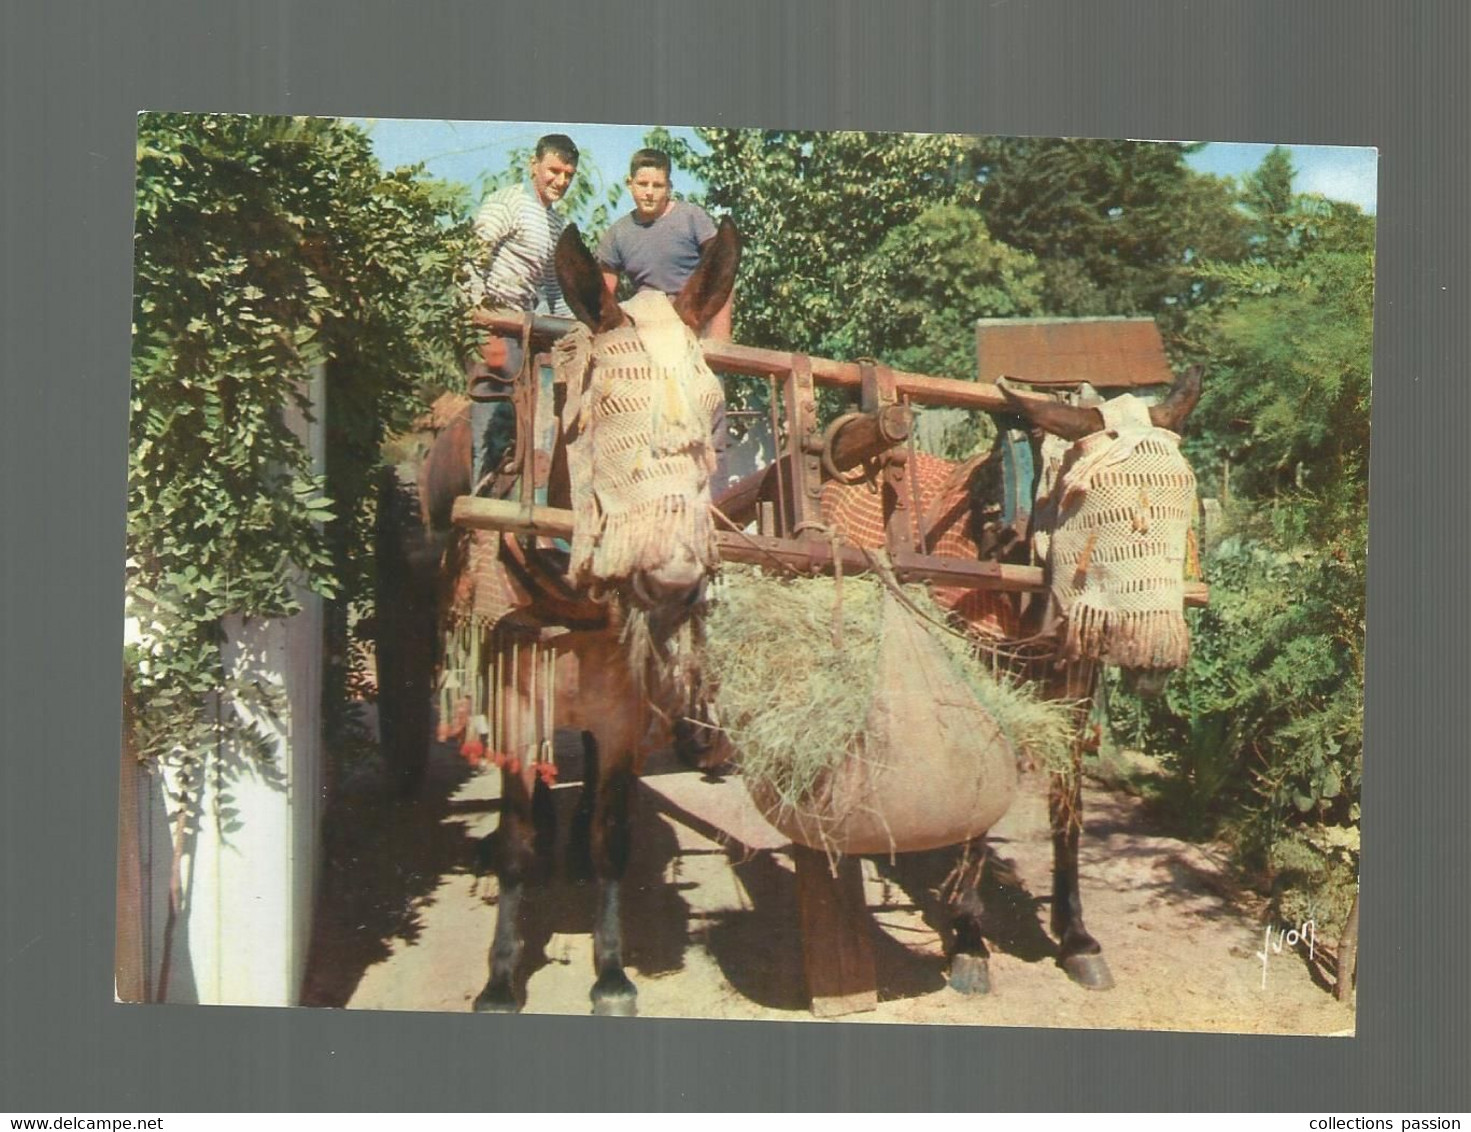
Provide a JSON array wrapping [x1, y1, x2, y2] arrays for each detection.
[[595, 224, 623, 302]]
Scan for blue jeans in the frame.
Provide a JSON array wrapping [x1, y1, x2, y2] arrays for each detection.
[[467, 332, 524, 490]]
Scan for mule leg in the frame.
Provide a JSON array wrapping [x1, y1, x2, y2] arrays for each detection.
[[1050, 744, 1114, 990], [1043, 662, 1113, 989], [568, 731, 598, 879], [947, 840, 992, 996], [473, 768, 538, 1012], [588, 758, 638, 1016]]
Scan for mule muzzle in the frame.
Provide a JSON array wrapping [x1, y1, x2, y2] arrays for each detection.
[[629, 545, 709, 610]]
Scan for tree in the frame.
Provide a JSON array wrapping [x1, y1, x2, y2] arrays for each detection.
[[836, 204, 1047, 381], [648, 128, 982, 360], [654, 129, 1251, 369], [1132, 175, 1374, 933], [967, 137, 1250, 329], [1240, 144, 1297, 263]]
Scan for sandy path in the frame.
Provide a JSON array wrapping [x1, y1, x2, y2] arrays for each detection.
[[303, 736, 1354, 1036]]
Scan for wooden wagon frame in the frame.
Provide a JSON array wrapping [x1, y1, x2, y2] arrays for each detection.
[[449, 312, 1209, 1016], [453, 311, 1208, 609]]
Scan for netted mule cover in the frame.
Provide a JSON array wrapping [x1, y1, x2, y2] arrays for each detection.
[[556, 290, 724, 587], [1046, 395, 1196, 669]]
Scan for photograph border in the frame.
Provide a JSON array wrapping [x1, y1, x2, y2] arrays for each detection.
[[4, 0, 1466, 1112]]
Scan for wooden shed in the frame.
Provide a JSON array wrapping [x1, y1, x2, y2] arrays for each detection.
[[976, 316, 1175, 390]]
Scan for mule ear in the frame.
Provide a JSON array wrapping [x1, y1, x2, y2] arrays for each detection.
[[672, 217, 741, 333], [1149, 365, 1204, 433], [556, 224, 626, 333], [999, 386, 1104, 442]]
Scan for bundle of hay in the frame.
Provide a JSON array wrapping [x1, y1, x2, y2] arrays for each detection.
[[703, 564, 1074, 855]]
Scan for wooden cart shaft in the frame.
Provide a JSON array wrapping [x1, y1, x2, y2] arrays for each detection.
[[449, 496, 1208, 605]]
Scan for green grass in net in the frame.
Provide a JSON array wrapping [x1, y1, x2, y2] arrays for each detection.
[[704, 565, 1073, 814]]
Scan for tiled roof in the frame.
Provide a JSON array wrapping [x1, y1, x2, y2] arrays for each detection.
[[976, 317, 1174, 388]]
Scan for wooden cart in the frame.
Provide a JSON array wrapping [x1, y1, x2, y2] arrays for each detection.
[[453, 313, 1206, 1015]]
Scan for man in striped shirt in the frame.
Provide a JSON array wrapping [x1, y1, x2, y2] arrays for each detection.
[[464, 133, 580, 490]]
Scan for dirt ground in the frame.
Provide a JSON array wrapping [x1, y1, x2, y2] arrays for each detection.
[[302, 729, 1355, 1036]]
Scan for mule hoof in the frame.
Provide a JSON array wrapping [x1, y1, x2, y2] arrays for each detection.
[[948, 953, 992, 996], [590, 971, 638, 1017], [1061, 952, 1115, 990], [472, 985, 520, 1013]]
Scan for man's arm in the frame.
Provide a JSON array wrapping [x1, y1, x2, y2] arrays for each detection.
[[473, 185, 519, 256]]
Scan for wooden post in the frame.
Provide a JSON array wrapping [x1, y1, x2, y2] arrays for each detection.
[[115, 685, 147, 1003], [824, 405, 911, 472], [784, 354, 822, 532], [1336, 890, 1360, 1003], [792, 846, 877, 1016]]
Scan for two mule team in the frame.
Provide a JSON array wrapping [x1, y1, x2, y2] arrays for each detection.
[[378, 221, 1203, 1016]]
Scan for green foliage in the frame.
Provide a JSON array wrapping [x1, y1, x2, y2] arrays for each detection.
[[1118, 149, 1372, 925], [128, 113, 471, 807], [647, 128, 981, 360], [967, 137, 1251, 328], [836, 204, 1047, 381], [1187, 201, 1374, 506], [650, 129, 1249, 420], [1240, 145, 1298, 264], [1135, 524, 1363, 831]]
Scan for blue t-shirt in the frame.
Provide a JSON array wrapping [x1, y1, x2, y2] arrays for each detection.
[[596, 201, 718, 296]]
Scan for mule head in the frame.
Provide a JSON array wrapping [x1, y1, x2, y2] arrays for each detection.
[[1004, 367, 1204, 695], [999, 365, 1203, 442], [554, 221, 741, 605]]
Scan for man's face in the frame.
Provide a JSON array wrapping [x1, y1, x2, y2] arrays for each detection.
[[628, 166, 672, 221], [530, 151, 577, 207]]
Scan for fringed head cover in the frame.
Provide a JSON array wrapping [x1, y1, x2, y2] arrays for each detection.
[[554, 290, 724, 587], [1043, 395, 1197, 670]]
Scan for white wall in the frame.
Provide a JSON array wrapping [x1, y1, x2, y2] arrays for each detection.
[[120, 367, 326, 1007]]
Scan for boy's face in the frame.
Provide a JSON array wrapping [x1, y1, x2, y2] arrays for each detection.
[[628, 165, 672, 221], [530, 151, 577, 207]]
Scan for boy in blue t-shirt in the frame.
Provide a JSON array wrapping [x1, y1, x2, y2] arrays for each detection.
[[596, 148, 734, 342]]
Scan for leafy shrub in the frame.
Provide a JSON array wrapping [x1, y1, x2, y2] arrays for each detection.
[[127, 113, 473, 806]]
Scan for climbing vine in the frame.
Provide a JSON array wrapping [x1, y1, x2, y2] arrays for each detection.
[[126, 113, 474, 807]]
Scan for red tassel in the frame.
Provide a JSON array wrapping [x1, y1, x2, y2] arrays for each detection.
[[536, 762, 559, 786], [460, 738, 486, 765]]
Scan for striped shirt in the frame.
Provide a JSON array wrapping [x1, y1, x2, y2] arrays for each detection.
[[464, 182, 571, 316]]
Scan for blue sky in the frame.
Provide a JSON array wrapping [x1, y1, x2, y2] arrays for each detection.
[[356, 118, 1378, 215]]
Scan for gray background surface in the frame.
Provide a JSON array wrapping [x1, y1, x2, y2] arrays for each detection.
[[2, 0, 1465, 1112]]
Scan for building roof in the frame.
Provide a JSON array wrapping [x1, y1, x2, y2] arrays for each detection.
[[975, 316, 1175, 389]]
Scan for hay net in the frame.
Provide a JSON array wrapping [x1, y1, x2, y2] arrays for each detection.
[[1042, 394, 1197, 669], [703, 565, 1074, 822], [554, 290, 724, 588]]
